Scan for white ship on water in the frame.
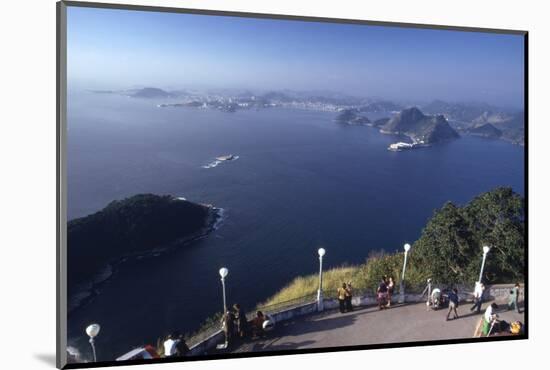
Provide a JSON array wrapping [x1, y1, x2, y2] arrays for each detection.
[[202, 154, 239, 169], [387, 140, 428, 152], [215, 154, 236, 161]]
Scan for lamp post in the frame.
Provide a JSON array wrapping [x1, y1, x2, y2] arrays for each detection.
[[317, 248, 326, 312], [478, 246, 490, 283], [399, 243, 411, 303], [219, 267, 229, 314], [85, 323, 100, 362]]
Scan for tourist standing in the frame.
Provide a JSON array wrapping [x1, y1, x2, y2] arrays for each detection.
[[377, 277, 388, 310], [345, 282, 353, 312], [387, 277, 395, 307], [445, 288, 460, 321], [175, 333, 190, 356], [233, 303, 248, 338], [424, 278, 433, 311], [508, 283, 521, 313], [338, 283, 347, 313], [470, 282, 485, 314], [221, 311, 235, 347], [163, 333, 180, 357]]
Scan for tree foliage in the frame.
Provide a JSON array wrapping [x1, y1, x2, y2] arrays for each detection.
[[410, 187, 524, 285]]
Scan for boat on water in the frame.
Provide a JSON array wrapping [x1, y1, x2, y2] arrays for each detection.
[[388, 140, 428, 152], [215, 154, 235, 161], [388, 142, 415, 152]]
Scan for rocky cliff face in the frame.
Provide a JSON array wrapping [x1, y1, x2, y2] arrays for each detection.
[[380, 107, 459, 143]]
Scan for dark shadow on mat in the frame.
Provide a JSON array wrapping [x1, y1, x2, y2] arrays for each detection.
[[34, 353, 56, 367]]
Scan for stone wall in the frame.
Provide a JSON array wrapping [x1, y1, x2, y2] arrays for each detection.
[[486, 284, 525, 301], [188, 330, 225, 356]]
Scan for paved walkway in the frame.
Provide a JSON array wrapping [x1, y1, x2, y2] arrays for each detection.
[[226, 299, 524, 353]]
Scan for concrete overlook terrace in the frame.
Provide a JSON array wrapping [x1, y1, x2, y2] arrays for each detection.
[[231, 302, 524, 353], [109, 284, 525, 360], [209, 295, 525, 355]]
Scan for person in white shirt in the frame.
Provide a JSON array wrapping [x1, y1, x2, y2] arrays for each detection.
[[163, 334, 180, 357], [470, 282, 485, 313], [484, 303, 496, 321], [482, 303, 499, 336], [431, 288, 442, 309]]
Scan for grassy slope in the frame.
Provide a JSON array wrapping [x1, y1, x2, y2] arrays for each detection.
[[260, 252, 427, 307]]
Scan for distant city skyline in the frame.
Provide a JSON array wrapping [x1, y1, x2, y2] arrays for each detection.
[[67, 6, 525, 108]]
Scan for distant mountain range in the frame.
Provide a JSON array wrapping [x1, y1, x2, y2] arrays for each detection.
[[359, 101, 402, 113], [91, 87, 182, 99], [422, 100, 524, 145], [335, 106, 460, 145], [422, 99, 494, 123], [89, 87, 524, 145], [379, 107, 459, 144]]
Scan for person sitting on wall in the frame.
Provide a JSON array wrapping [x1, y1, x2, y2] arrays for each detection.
[[251, 311, 266, 339], [338, 283, 348, 313]]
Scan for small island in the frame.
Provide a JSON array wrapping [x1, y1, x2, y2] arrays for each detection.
[[334, 108, 371, 125], [68, 194, 221, 298], [129, 87, 175, 99]]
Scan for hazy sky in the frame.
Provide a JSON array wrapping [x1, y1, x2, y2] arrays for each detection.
[[67, 6, 525, 107]]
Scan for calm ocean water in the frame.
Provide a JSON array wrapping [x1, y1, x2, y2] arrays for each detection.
[[66, 92, 524, 359]]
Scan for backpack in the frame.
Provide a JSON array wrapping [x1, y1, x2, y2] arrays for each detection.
[[510, 321, 522, 334]]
